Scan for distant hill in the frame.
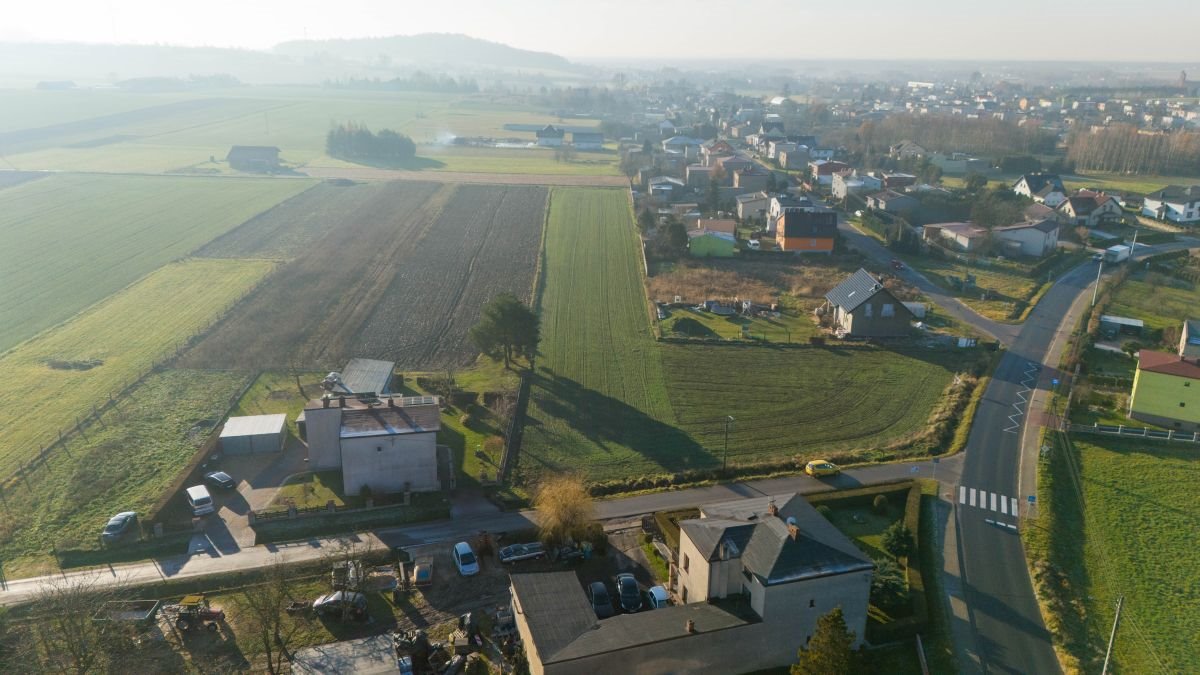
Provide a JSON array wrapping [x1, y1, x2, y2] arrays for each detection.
[[273, 33, 574, 72]]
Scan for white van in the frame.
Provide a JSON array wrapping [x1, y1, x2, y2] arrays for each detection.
[[186, 485, 215, 516]]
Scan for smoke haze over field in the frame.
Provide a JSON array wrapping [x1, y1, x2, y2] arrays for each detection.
[[5, 0, 1200, 62]]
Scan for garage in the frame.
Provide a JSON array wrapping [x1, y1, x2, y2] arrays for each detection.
[[219, 413, 287, 455]]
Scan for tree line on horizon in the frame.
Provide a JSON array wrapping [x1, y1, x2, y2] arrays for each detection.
[[1066, 125, 1200, 176], [325, 122, 416, 162]]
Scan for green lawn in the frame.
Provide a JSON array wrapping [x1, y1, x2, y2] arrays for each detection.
[[271, 471, 349, 509], [1106, 277, 1198, 333], [0, 369, 251, 577], [1065, 172, 1199, 196], [660, 307, 821, 343], [1027, 434, 1200, 673], [0, 258, 274, 479], [229, 371, 325, 439], [0, 172, 311, 351]]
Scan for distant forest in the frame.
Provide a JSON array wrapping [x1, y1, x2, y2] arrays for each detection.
[[326, 123, 416, 161], [1066, 126, 1200, 176], [326, 72, 479, 93], [834, 114, 1056, 158]]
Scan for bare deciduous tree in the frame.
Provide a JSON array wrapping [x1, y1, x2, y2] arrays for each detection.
[[30, 574, 122, 674], [240, 560, 304, 675], [533, 475, 595, 547]]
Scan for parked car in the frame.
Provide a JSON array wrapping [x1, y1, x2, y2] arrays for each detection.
[[804, 459, 840, 477], [588, 581, 615, 619], [100, 511, 138, 544], [498, 542, 546, 564], [312, 590, 368, 621], [452, 541, 480, 576], [203, 471, 236, 490], [615, 573, 643, 613], [1092, 253, 1103, 262], [644, 586, 671, 609], [890, 258, 905, 271], [185, 484, 215, 516], [411, 560, 433, 588]]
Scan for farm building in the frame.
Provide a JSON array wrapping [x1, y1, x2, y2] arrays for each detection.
[[220, 414, 287, 455], [535, 125, 565, 147], [1099, 315, 1143, 339], [510, 493, 872, 675], [824, 268, 914, 337], [571, 131, 604, 150], [324, 358, 395, 396], [226, 146, 281, 172], [1128, 350, 1200, 431], [688, 230, 737, 257], [304, 394, 442, 496]]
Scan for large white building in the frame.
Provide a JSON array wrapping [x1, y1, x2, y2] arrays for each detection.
[[302, 395, 441, 497], [1143, 185, 1200, 224]]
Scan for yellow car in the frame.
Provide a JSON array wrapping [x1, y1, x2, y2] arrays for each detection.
[[804, 460, 840, 477]]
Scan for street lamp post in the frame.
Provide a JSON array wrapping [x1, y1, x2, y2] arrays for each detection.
[[722, 416, 735, 472], [1091, 259, 1104, 307]]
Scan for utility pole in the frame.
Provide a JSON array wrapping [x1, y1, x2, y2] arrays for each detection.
[[1101, 595, 1124, 675], [1091, 259, 1104, 307], [1130, 227, 1138, 252], [722, 416, 735, 472]]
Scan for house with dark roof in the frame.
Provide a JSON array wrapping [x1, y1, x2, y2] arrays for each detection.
[[1128, 349, 1200, 431], [1057, 190, 1122, 227], [777, 208, 837, 253], [1012, 173, 1066, 202], [509, 493, 873, 675], [1142, 185, 1200, 223], [570, 131, 604, 150], [866, 189, 918, 214], [303, 395, 442, 496], [226, 145, 280, 172], [993, 218, 1060, 257], [824, 268, 914, 337], [536, 125, 565, 147]]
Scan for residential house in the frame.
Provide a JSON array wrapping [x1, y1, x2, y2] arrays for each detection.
[[1128, 350, 1200, 431], [226, 145, 280, 172], [1023, 202, 1058, 222], [777, 208, 837, 253], [736, 191, 772, 221], [766, 195, 816, 233], [808, 160, 850, 186], [571, 131, 604, 150], [510, 493, 873, 675], [1057, 190, 1123, 227], [323, 358, 396, 396], [688, 229, 737, 257], [831, 171, 882, 200], [701, 140, 736, 165], [1012, 173, 1066, 202], [535, 125, 565, 147], [1180, 320, 1200, 359], [778, 147, 811, 169], [923, 221, 989, 252], [696, 218, 737, 235], [993, 218, 1060, 257], [303, 395, 442, 496], [1142, 185, 1200, 224], [889, 140, 927, 160], [732, 168, 770, 192], [866, 190, 918, 214], [876, 172, 917, 190], [808, 148, 835, 161], [715, 155, 754, 176], [662, 136, 704, 158], [767, 140, 797, 160], [824, 268, 915, 337], [686, 164, 715, 188], [648, 176, 685, 200]]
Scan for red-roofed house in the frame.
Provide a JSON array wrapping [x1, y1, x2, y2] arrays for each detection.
[[1057, 190, 1122, 227]]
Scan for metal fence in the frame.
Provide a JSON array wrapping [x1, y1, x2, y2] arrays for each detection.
[[1068, 423, 1200, 444]]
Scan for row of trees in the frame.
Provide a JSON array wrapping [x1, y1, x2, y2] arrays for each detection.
[[326, 122, 416, 162], [1066, 125, 1200, 176], [835, 114, 1056, 158], [326, 72, 480, 93]]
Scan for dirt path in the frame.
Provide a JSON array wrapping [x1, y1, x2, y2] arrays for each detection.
[[303, 166, 629, 187]]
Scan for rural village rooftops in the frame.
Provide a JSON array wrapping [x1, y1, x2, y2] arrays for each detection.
[[994, 218, 1058, 233], [696, 218, 737, 235], [1138, 350, 1200, 380], [824, 268, 889, 313], [924, 221, 988, 238], [1146, 185, 1200, 202], [510, 572, 756, 665], [304, 395, 442, 437], [680, 518, 756, 561]]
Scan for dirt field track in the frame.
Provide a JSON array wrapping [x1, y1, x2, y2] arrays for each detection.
[[304, 166, 629, 187]]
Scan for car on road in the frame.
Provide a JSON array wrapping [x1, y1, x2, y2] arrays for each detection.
[[100, 511, 138, 544], [890, 258, 906, 271], [615, 573, 643, 613], [804, 459, 841, 477], [588, 581, 615, 619], [498, 542, 545, 564], [1092, 253, 1103, 262], [203, 471, 236, 490], [452, 541, 480, 576], [312, 590, 368, 621]]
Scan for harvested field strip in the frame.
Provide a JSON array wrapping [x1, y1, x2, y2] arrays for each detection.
[[355, 184, 548, 367], [664, 345, 958, 462], [179, 181, 447, 370], [0, 172, 313, 352], [0, 369, 251, 578], [0, 258, 273, 479], [520, 188, 680, 481]]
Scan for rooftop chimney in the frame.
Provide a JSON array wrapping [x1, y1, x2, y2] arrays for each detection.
[[788, 523, 800, 541], [322, 397, 329, 409], [388, 397, 396, 408], [766, 499, 779, 518], [338, 395, 346, 408], [685, 619, 696, 634]]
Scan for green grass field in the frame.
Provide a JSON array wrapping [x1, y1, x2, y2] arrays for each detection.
[[0, 172, 311, 351], [0, 368, 251, 577], [1028, 434, 1200, 673], [520, 187, 971, 483], [0, 258, 274, 479], [1106, 276, 1198, 333]]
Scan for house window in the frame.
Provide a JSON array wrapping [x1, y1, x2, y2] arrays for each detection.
[[882, 303, 895, 318], [809, 599, 815, 608], [864, 303, 873, 318], [682, 553, 689, 572], [682, 587, 689, 603]]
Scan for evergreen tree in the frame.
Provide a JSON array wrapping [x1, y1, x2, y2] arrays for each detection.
[[792, 607, 858, 675], [469, 293, 540, 368]]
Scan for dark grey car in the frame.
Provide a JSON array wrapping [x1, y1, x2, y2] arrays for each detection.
[[589, 581, 615, 619], [101, 512, 138, 544]]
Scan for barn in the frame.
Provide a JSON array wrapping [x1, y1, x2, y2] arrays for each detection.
[[226, 145, 281, 172], [220, 414, 287, 455]]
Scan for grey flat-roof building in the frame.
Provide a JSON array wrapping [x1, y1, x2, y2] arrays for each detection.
[[220, 414, 287, 455]]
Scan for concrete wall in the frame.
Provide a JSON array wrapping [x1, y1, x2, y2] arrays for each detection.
[[305, 407, 343, 471], [757, 571, 873, 647], [995, 227, 1055, 257], [512, 592, 548, 675], [340, 432, 439, 496]]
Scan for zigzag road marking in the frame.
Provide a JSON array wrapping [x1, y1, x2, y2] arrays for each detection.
[[1004, 361, 1041, 433]]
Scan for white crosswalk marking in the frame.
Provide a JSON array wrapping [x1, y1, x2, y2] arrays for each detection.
[[1011, 498, 1019, 515], [970, 488, 977, 507], [990, 493, 997, 512], [960, 486, 967, 504], [959, 484, 1023, 521], [1000, 497, 1008, 515]]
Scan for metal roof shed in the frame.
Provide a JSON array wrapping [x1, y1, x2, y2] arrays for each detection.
[[337, 358, 395, 395], [220, 414, 287, 455]]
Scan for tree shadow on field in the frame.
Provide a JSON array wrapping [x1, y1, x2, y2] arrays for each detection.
[[522, 370, 713, 473]]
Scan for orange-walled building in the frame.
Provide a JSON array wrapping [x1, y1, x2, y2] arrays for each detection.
[[777, 208, 838, 252]]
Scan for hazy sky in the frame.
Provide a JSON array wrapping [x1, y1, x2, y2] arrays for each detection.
[[4, 0, 1200, 62]]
